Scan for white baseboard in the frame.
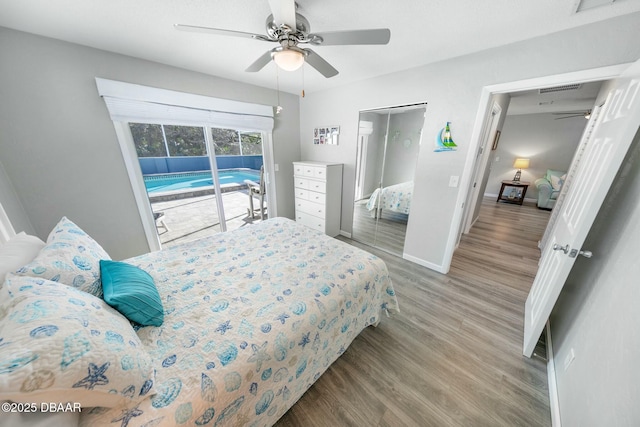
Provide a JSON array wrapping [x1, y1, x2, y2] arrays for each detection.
[[339, 230, 352, 238], [546, 321, 562, 427], [402, 253, 447, 273]]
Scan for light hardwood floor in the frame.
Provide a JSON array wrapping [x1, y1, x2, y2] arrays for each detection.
[[352, 199, 408, 256], [276, 197, 552, 426]]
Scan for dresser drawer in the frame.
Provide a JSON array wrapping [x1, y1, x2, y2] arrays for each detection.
[[294, 177, 310, 189], [296, 211, 325, 232], [295, 188, 309, 200], [313, 167, 327, 179], [306, 190, 326, 204], [298, 165, 324, 177], [296, 198, 325, 218], [307, 179, 326, 193]]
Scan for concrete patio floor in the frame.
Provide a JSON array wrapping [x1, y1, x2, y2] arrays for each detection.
[[151, 188, 267, 248]]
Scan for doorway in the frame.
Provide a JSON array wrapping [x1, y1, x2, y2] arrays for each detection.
[[448, 63, 631, 274]]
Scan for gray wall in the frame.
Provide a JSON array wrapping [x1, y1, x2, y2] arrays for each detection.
[[383, 108, 424, 186], [0, 27, 300, 259], [550, 129, 640, 426], [0, 158, 34, 235], [358, 112, 385, 199], [485, 113, 586, 200], [299, 12, 640, 270]]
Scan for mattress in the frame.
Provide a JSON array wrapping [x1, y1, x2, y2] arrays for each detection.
[[78, 217, 399, 426]]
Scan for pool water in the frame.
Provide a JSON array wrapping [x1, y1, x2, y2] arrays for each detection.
[[144, 169, 260, 194]]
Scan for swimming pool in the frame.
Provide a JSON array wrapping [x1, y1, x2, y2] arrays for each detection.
[[144, 169, 260, 194]]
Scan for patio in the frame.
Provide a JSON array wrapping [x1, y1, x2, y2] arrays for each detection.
[[151, 188, 267, 248]]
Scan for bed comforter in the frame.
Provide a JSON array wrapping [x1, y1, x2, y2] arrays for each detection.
[[366, 181, 413, 215], [79, 218, 398, 427]]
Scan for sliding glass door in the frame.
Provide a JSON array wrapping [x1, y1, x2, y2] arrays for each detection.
[[129, 123, 267, 248]]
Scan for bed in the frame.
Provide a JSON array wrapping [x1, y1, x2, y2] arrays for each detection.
[[0, 216, 399, 426], [366, 181, 414, 218]]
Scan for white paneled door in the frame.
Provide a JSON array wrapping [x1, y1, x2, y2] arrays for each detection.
[[523, 59, 640, 357]]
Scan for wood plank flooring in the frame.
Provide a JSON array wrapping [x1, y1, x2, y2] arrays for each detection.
[[276, 197, 552, 427], [351, 199, 408, 256]]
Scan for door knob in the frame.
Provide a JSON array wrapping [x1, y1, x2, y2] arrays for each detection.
[[552, 243, 570, 254]]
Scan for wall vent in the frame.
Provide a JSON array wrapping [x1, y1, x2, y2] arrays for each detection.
[[539, 84, 582, 94]]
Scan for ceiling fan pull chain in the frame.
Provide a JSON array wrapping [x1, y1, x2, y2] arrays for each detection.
[[275, 65, 283, 114], [301, 65, 305, 98]]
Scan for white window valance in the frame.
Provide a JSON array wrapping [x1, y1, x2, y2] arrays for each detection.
[[95, 78, 274, 132]]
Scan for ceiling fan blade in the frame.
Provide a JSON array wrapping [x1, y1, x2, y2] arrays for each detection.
[[174, 24, 273, 42], [245, 51, 274, 73], [308, 28, 391, 46], [554, 115, 583, 120], [304, 49, 339, 78], [268, 0, 297, 29]]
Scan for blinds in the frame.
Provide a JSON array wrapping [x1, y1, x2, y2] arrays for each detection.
[[96, 78, 274, 132]]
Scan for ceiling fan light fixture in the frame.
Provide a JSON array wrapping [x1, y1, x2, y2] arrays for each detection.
[[272, 49, 305, 71]]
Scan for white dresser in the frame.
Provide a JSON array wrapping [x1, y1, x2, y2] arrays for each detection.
[[293, 161, 343, 237]]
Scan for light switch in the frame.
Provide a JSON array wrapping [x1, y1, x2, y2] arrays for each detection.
[[495, 156, 500, 162], [449, 176, 459, 187], [274, 164, 279, 172]]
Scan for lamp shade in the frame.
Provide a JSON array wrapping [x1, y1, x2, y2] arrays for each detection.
[[273, 49, 305, 71], [513, 158, 530, 169]]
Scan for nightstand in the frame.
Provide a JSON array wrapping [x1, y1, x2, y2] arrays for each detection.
[[497, 180, 530, 205]]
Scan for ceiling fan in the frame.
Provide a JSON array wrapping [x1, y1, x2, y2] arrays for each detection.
[[174, 0, 391, 78], [553, 110, 592, 120]]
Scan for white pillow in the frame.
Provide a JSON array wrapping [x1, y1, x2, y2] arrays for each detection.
[[550, 174, 562, 191], [14, 217, 110, 297], [0, 232, 45, 282], [0, 276, 156, 408]]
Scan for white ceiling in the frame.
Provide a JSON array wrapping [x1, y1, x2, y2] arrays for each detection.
[[1, 0, 640, 95], [507, 81, 604, 115]]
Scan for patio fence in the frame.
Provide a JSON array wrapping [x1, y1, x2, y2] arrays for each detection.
[[139, 155, 263, 175]]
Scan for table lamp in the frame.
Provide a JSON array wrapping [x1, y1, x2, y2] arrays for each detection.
[[512, 158, 530, 182]]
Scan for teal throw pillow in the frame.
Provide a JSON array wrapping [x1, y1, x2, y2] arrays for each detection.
[[100, 260, 164, 327]]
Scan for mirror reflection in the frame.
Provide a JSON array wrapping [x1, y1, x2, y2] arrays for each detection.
[[352, 103, 426, 256]]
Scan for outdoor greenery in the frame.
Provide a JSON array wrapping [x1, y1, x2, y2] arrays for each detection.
[[164, 125, 207, 156], [129, 123, 165, 157], [240, 132, 263, 155], [130, 123, 263, 158], [211, 128, 240, 155], [211, 128, 263, 156]]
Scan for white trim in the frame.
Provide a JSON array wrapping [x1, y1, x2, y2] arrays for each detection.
[[461, 101, 502, 236], [113, 122, 162, 252], [203, 128, 227, 232], [402, 253, 447, 274], [96, 78, 273, 118], [339, 230, 352, 238], [0, 202, 16, 244], [440, 62, 633, 274], [261, 132, 278, 218], [546, 321, 562, 427]]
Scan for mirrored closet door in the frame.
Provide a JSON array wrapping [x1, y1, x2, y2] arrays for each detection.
[[352, 103, 426, 256]]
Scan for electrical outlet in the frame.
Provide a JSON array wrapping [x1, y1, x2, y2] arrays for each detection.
[[449, 176, 459, 187], [495, 156, 500, 162], [564, 348, 575, 371]]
